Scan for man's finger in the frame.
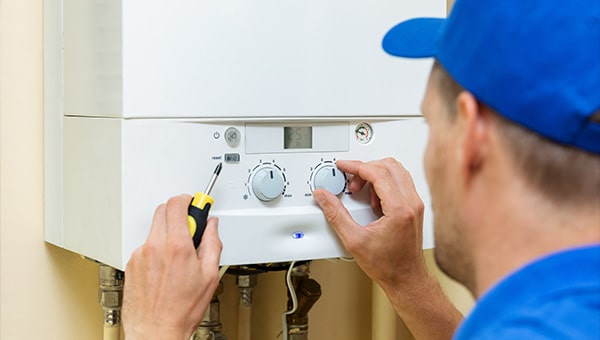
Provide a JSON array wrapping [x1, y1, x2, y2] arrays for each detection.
[[397, 165, 423, 211], [147, 203, 167, 242], [335, 160, 364, 176], [313, 189, 362, 247], [165, 194, 193, 239], [196, 217, 222, 268], [370, 185, 383, 216]]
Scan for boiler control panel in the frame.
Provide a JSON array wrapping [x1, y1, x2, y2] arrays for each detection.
[[213, 122, 357, 207], [61, 117, 432, 268]]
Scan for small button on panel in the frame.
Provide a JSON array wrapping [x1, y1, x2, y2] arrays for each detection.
[[224, 127, 241, 147], [224, 153, 240, 163]]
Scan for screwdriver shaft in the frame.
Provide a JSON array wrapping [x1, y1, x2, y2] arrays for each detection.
[[204, 162, 223, 195]]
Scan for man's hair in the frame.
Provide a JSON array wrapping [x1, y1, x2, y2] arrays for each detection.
[[433, 61, 600, 207]]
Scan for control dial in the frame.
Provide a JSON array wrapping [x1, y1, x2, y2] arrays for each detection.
[[312, 164, 346, 195], [251, 166, 285, 201]]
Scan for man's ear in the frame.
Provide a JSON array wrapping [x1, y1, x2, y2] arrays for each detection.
[[455, 91, 491, 183]]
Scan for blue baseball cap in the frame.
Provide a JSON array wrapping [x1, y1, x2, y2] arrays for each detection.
[[382, 0, 600, 154]]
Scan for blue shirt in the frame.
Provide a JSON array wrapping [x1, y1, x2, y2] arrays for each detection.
[[455, 244, 600, 339]]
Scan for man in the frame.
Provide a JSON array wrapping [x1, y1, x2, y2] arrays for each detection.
[[123, 0, 600, 338]]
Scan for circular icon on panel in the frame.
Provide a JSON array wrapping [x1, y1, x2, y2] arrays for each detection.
[[225, 127, 241, 147], [354, 122, 373, 144]]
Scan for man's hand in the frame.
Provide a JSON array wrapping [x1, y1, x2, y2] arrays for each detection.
[[314, 158, 463, 340], [313, 158, 428, 290], [123, 194, 223, 340]]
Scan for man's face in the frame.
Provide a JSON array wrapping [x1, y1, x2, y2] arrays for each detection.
[[421, 65, 472, 285]]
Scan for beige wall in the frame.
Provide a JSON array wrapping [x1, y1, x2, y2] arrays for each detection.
[[0, 1, 104, 339], [0, 0, 472, 339]]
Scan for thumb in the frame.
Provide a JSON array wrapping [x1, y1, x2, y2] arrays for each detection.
[[196, 217, 223, 267], [313, 189, 362, 247]]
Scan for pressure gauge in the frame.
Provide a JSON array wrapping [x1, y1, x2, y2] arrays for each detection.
[[354, 123, 373, 144]]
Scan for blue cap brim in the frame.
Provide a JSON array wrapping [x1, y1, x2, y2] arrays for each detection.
[[382, 18, 445, 58]]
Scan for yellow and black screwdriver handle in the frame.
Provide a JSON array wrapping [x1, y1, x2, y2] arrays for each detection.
[[187, 192, 214, 249]]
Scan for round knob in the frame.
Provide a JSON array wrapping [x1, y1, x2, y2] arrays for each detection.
[[252, 167, 285, 201], [312, 165, 346, 195]]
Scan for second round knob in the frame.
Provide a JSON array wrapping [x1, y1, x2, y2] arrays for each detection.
[[252, 167, 285, 202], [312, 165, 346, 195]]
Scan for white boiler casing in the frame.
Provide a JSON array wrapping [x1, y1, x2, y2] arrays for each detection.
[[45, 0, 445, 269]]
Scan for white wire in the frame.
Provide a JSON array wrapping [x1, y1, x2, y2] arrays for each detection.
[[281, 261, 297, 340]]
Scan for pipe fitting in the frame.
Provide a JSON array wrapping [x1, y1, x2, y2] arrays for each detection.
[[236, 274, 257, 306], [286, 278, 322, 326], [98, 264, 124, 327], [287, 324, 309, 340], [285, 262, 321, 340], [192, 282, 227, 340]]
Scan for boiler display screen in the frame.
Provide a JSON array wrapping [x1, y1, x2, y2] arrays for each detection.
[[284, 126, 312, 149]]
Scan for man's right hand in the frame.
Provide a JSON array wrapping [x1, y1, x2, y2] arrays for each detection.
[[314, 158, 463, 340], [313, 158, 429, 291]]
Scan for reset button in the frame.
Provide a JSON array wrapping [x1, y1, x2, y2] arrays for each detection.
[[224, 153, 240, 163]]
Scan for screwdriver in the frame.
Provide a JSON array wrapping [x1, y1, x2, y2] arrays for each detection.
[[188, 162, 222, 248]]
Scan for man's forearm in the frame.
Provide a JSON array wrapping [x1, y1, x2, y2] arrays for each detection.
[[383, 271, 464, 340]]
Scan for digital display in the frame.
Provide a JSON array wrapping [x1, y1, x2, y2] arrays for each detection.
[[284, 126, 312, 149]]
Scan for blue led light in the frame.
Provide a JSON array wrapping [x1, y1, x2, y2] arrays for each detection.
[[292, 232, 304, 239]]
